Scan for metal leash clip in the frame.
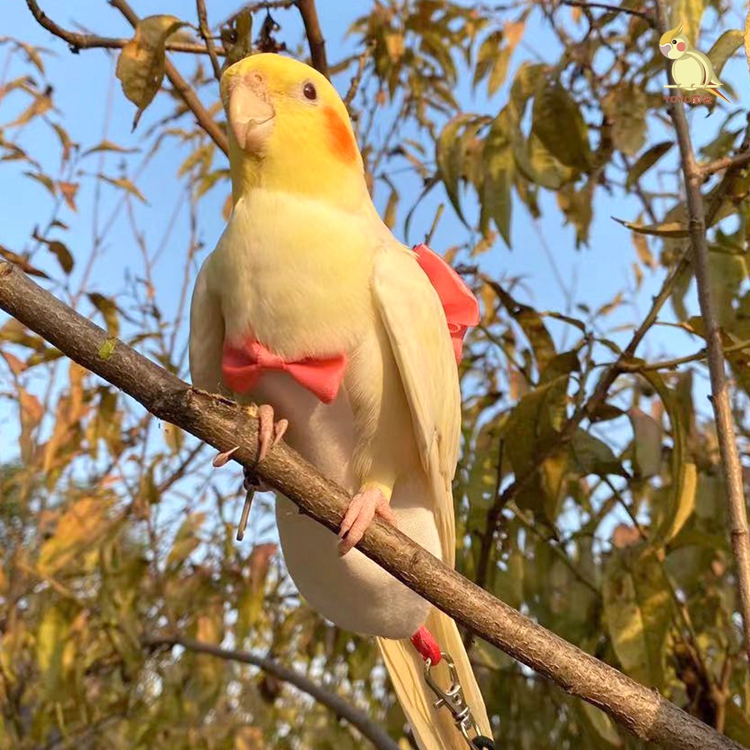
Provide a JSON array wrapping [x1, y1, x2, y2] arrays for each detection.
[[424, 651, 485, 749]]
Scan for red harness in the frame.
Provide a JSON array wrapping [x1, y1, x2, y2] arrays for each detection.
[[220, 244, 479, 400]]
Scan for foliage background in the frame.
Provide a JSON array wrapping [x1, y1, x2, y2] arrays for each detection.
[[2, 0, 750, 748]]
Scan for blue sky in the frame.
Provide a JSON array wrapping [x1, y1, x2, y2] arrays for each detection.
[[1, 1, 747, 469]]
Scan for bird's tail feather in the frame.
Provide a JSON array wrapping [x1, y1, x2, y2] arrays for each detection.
[[377, 607, 491, 749], [712, 88, 731, 103]]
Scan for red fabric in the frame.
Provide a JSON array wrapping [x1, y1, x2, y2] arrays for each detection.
[[222, 339, 347, 404], [413, 243, 480, 364], [410, 625, 442, 665]]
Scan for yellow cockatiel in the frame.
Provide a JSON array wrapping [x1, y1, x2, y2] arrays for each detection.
[[189, 52, 491, 749]]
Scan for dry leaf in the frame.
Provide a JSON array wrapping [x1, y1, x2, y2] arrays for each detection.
[[115, 15, 186, 129]]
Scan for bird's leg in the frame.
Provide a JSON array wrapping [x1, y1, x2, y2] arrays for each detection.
[[338, 481, 398, 556], [242, 403, 289, 491], [215, 404, 287, 543]]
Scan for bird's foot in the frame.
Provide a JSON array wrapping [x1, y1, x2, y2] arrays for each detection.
[[338, 486, 398, 556], [242, 403, 289, 491]]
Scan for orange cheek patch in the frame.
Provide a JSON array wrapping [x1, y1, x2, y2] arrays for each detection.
[[323, 106, 357, 163]]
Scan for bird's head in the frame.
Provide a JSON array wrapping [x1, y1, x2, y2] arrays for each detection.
[[220, 53, 366, 209], [659, 22, 690, 59]]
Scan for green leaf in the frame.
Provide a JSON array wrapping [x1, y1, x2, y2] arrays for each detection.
[[603, 86, 647, 156], [706, 29, 744, 78], [504, 376, 570, 518], [435, 113, 478, 225], [569, 429, 627, 478], [612, 216, 689, 238], [480, 113, 514, 247], [487, 280, 557, 372], [626, 141, 673, 189], [642, 371, 696, 545], [603, 544, 671, 688], [627, 408, 662, 478], [532, 79, 591, 171]]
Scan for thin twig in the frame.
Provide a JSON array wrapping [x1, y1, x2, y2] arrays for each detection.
[[701, 151, 750, 179], [196, 0, 222, 81], [655, 0, 750, 667], [619, 337, 750, 373], [344, 44, 372, 109], [144, 634, 400, 750], [109, 0, 228, 155], [25, 0, 225, 56], [296, 0, 329, 78], [560, 0, 655, 24], [0, 261, 744, 750]]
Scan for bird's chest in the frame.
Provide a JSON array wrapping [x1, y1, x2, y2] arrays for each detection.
[[674, 57, 704, 86], [213, 193, 375, 359]]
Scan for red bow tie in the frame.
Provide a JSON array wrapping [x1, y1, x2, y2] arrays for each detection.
[[222, 339, 347, 404], [221, 244, 479, 404]]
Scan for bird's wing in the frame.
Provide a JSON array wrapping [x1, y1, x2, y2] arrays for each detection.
[[189, 255, 228, 396], [371, 241, 460, 565], [372, 241, 492, 746]]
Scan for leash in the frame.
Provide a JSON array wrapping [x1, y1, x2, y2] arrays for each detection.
[[411, 627, 497, 750]]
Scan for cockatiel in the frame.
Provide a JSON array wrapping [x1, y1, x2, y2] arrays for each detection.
[[189, 53, 491, 748], [659, 21, 731, 103]]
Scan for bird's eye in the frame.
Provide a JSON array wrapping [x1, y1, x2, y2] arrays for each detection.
[[672, 39, 677, 44], [303, 82, 317, 101]]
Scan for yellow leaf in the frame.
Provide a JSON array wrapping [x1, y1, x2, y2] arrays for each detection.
[[18, 387, 43, 462], [662, 462, 697, 544], [37, 497, 110, 576], [115, 15, 186, 128]]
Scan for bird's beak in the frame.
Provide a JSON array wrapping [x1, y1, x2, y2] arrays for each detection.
[[659, 43, 671, 57], [228, 76, 275, 152]]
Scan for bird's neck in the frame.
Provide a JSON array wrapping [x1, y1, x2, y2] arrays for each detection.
[[229, 140, 371, 214]]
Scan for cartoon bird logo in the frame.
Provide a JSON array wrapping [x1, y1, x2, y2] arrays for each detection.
[[659, 21, 731, 103]]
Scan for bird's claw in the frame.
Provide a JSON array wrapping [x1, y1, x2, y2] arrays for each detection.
[[338, 486, 397, 556], [257, 403, 288, 463], [241, 404, 288, 491]]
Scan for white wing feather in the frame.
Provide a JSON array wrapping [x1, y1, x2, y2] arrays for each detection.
[[189, 257, 227, 396], [371, 242, 461, 564]]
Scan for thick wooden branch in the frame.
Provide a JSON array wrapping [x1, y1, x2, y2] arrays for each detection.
[[0, 261, 745, 750], [654, 1, 750, 666], [143, 634, 399, 750]]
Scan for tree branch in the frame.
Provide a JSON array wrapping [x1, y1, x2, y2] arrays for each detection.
[[108, 0, 228, 155], [701, 150, 750, 179], [655, 0, 750, 667], [26, 0, 226, 56], [0, 260, 745, 750], [195, 0, 223, 81], [560, 0, 655, 24], [143, 634, 400, 750], [296, 0, 329, 78]]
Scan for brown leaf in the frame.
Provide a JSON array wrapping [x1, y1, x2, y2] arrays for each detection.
[[115, 15, 186, 129], [58, 181, 78, 212], [0, 245, 49, 278], [249, 543, 277, 593], [0, 350, 26, 376]]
